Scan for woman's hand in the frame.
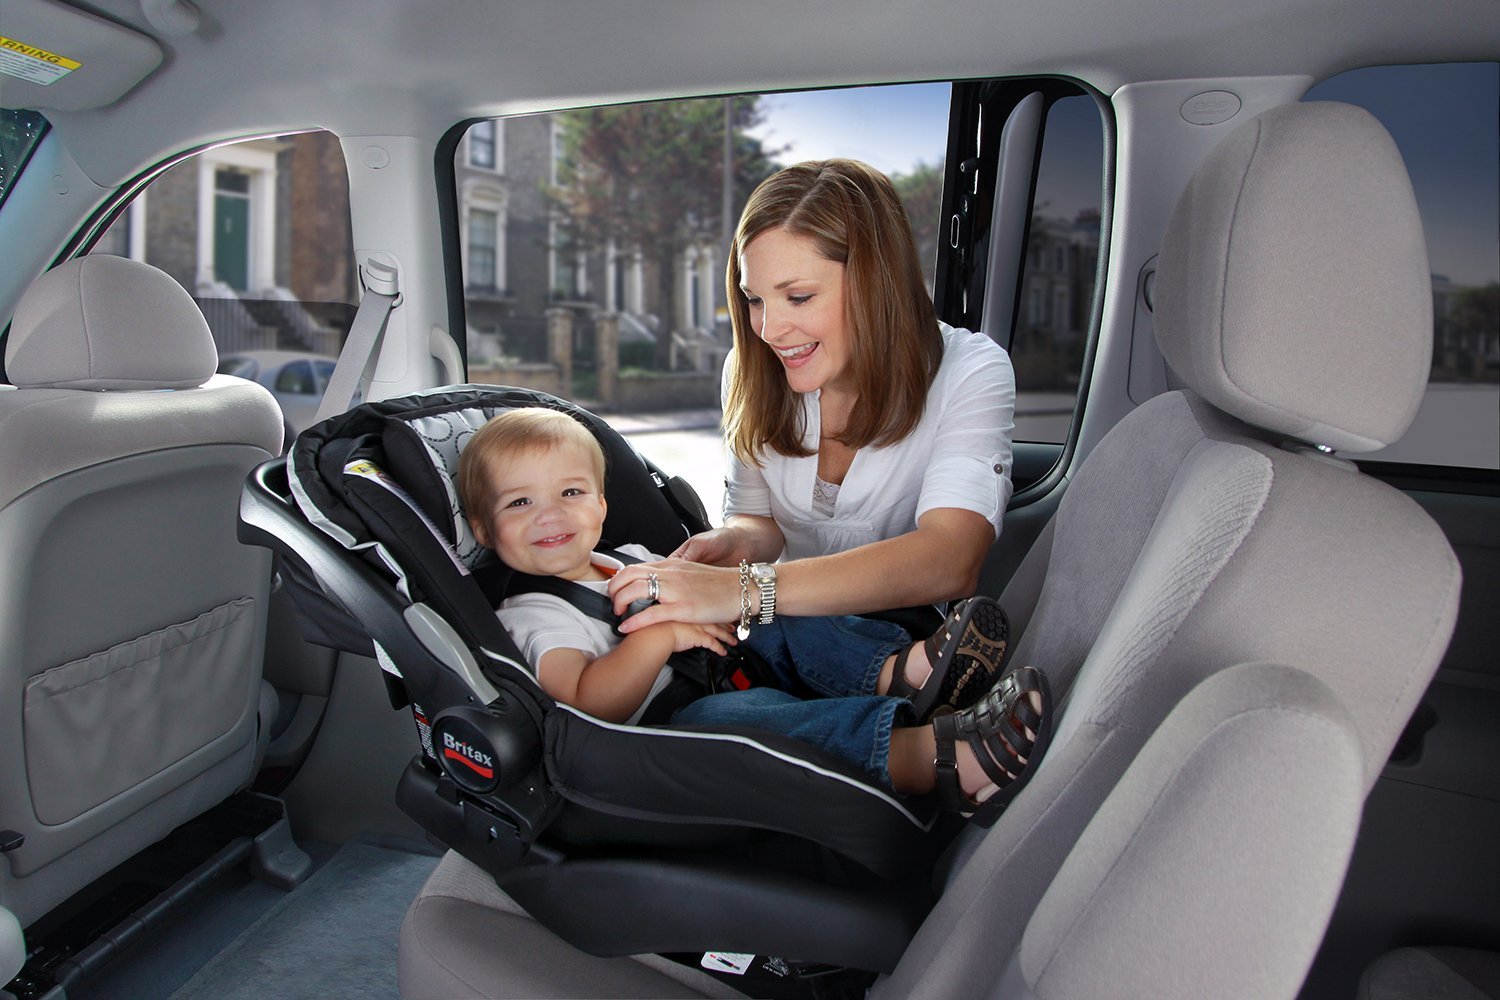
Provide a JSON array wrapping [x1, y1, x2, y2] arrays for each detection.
[[670, 515, 783, 566], [607, 558, 744, 633]]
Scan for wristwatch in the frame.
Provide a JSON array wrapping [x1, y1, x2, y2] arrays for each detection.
[[749, 562, 778, 625]]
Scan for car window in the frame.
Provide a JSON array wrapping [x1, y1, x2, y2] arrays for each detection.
[[1306, 63, 1499, 470], [1010, 92, 1105, 444], [217, 357, 259, 378], [453, 84, 956, 516], [84, 131, 358, 447], [275, 359, 316, 395], [0, 107, 48, 208]]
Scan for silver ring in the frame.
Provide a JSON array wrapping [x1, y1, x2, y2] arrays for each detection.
[[646, 572, 660, 602]]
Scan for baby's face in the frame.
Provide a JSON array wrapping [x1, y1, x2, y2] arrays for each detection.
[[471, 443, 607, 580]]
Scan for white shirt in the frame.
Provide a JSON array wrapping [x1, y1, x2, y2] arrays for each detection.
[[723, 324, 1016, 560], [496, 544, 672, 725]]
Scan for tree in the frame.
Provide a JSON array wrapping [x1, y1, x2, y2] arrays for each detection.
[[550, 97, 778, 369], [891, 159, 946, 282]]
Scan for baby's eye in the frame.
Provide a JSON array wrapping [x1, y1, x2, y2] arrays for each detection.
[[504, 497, 530, 508], [562, 488, 586, 497]]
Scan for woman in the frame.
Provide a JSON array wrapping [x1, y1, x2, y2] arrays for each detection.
[[609, 158, 1014, 650]]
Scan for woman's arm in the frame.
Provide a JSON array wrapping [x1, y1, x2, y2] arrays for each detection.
[[609, 506, 992, 629]]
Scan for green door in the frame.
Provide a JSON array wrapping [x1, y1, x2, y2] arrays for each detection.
[[213, 171, 250, 290]]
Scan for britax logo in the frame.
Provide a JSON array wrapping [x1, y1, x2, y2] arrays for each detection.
[[442, 731, 495, 779]]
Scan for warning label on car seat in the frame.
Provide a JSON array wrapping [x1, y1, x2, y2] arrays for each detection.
[[0, 36, 81, 85]]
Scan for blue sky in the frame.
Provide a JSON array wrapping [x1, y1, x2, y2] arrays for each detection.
[[751, 65, 1499, 287]]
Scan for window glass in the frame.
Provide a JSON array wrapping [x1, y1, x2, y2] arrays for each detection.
[[1010, 93, 1104, 444], [87, 131, 359, 450], [453, 85, 952, 517], [0, 107, 48, 207], [1306, 63, 1500, 470], [275, 360, 316, 395]]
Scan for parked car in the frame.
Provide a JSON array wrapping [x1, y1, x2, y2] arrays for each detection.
[[216, 350, 339, 447], [0, 2, 1495, 999]]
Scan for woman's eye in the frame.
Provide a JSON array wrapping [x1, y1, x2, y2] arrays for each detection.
[[789, 294, 812, 306], [745, 297, 762, 308]]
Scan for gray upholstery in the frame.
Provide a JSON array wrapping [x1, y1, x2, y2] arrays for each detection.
[[396, 101, 1460, 999], [0, 258, 283, 927], [1010, 664, 1363, 1000], [1359, 948, 1500, 1000]]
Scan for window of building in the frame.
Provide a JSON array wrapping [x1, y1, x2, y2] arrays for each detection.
[[1306, 62, 1499, 470], [468, 209, 499, 290], [469, 120, 497, 170]]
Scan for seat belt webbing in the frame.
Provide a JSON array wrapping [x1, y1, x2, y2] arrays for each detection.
[[314, 258, 400, 425]]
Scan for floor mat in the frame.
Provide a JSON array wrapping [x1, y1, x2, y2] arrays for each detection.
[[168, 840, 440, 1000]]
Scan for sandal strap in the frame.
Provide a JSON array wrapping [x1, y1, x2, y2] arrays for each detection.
[[886, 645, 921, 701], [932, 712, 971, 813]]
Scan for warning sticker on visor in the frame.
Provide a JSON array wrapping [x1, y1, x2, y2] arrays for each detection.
[[0, 36, 82, 85]]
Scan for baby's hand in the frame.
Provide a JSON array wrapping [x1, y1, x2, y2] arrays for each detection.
[[654, 621, 738, 657]]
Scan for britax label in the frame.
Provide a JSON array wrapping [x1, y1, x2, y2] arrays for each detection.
[[441, 731, 494, 779]]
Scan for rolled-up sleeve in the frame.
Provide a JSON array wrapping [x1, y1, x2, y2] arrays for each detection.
[[915, 339, 1016, 539]]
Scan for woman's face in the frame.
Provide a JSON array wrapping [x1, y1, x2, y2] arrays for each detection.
[[739, 228, 853, 396]]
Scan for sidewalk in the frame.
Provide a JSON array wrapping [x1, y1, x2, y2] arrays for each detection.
[[603, 408, 723, 435]]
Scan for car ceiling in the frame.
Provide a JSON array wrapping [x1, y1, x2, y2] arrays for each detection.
[[10, 0, 1500, 186]]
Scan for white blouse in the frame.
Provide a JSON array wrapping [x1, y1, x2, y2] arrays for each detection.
[[723, 324, 1016, 561]]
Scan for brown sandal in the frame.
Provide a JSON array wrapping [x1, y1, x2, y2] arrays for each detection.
[[887, 597, 1010, 722], [932, 664, 1052, 827]]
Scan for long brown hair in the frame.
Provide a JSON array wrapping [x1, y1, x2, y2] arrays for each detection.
[[723, 159, 941, 462]]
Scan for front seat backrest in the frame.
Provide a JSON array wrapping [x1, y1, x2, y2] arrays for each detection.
[[0, 255, 284, 927], [878, 101, 1460, 998]]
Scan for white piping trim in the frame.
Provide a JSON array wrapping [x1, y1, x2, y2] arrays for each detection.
[[556, 704, 934, 830]]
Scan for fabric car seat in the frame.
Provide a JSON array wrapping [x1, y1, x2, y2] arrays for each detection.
[[0, 255, 284, 927], [395, 100, 1461, 999]]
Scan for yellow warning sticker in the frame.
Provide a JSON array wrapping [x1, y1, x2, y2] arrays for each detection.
[[0, 36, 82, 86]]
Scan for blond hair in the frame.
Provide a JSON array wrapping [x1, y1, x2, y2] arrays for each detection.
[[457, 408, 606, 521], [723, 158, 942, 461]]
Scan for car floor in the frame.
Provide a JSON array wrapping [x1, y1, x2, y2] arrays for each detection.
[[68, 837, 441, 1000]]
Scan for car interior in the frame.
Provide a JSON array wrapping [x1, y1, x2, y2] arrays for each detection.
[[1, 2, 1496, 999]]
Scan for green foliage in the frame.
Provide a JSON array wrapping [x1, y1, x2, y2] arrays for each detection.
[[548, 96, 779, 368], [891, 159, 946, 277]]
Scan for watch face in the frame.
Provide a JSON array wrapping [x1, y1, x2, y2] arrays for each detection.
[[752, 564, 776, 581]]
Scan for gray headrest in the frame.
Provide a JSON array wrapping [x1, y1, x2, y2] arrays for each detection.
[[1154, 102, 1431, 453], [7, 255, 218, 390]]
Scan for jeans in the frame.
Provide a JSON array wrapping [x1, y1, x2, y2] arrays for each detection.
[[671, 615, 914, 787]]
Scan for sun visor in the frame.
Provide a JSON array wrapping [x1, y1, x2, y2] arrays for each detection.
[[0, 0, 162, 111]]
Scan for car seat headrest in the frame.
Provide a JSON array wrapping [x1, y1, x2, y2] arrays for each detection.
[[1153, 101, 1432, 453], [6, 255, 218, 391]]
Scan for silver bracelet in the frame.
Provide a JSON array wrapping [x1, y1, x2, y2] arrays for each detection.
[[736, 560, 753, 640]]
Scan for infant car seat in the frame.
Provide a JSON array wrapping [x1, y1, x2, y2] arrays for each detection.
[[238, 384, 952, 975]]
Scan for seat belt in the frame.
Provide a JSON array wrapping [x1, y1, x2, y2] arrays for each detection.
[[314, 257, 401, 425]]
